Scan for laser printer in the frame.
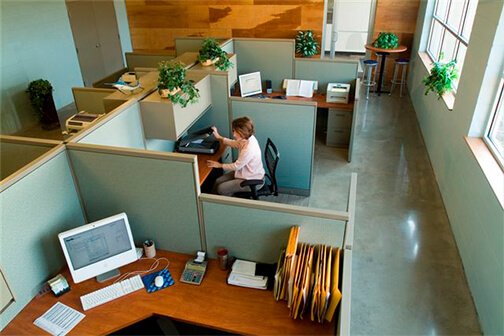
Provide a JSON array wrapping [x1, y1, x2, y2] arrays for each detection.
[[326, 83, 350, 104]]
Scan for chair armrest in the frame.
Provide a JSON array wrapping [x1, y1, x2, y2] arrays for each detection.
[[240, 179, 263, 187]]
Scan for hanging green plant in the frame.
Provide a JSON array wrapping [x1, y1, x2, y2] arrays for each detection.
[[373, 32, 399, 49], [157, 61, 199, 108], [295, 30, 319, 57], [198, 38, 233, 71], [422, 57, 458, 99]]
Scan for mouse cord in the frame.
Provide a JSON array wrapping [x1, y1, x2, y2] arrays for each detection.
[[114, 257, 170, 283]]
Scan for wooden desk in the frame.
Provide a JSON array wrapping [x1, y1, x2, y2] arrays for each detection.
[[265, 92, 353, 111], [2, 251, 335, 335], [195, 143, 226, 185], [364, 44, 408, 95]]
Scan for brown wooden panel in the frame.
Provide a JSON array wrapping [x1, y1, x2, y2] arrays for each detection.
[[125, 0, 324, 52]]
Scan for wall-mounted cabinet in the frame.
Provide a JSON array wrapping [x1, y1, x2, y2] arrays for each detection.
[[140, 73, 211, 140]]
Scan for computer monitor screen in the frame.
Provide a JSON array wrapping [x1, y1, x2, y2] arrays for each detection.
[[239, 72, 262, 97], [58, 213, 137, 283]]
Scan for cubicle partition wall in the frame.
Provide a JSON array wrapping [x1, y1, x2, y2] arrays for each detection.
[[66, 143, 203, 254], [72, 87, 120, 114], [201, 195, 348, 262], [230, 98, 316, 195], [125, 52, 174, 70], [68, 100, 146, 150], [233, 38, 295, 91], [0, 145, 86, 329], [200, 173, 356, 334], [0, 136, 61, 181], [294, 58, 360, 93]]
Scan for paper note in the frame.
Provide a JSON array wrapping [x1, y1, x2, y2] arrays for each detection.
[[34, 302, 85, 335]]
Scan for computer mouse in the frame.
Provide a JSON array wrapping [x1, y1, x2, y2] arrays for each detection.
[[154, 275, 164, 288]]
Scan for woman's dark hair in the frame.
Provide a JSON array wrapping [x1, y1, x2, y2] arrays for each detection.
[[232, 116, 255, 139]]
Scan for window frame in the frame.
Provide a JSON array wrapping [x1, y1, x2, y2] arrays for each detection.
[[483, 73, 504, 170], [425, 0, 476, 92]]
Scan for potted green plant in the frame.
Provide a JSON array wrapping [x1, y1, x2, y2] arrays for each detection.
[[295, 30, 319, 57], [157, 61, 199, 108], [26, 79, 60, 130], [373, 32, 399, 49], [198, 38, 233, 71], [423, 56, 458, 99]]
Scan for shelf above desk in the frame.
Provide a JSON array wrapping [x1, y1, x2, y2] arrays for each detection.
[[3, 250, 335, 335]]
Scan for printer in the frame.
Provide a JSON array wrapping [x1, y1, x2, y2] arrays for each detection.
[[326, 83, 350, 104], [176, 127, 220, 155]]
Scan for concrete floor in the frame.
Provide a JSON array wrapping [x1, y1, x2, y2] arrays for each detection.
[[305, 92, 481, 334]]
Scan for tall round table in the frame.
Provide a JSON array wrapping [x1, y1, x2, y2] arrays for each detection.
[[364, 44, 408, 95]]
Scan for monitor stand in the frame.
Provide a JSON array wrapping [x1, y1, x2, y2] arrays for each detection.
[[96, 269, 120, 283]]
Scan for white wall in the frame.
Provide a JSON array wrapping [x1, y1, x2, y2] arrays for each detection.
[[0, 0, 83, 134], [408, 1, 504, 334]]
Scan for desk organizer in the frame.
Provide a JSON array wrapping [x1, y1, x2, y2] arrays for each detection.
[[141, 269, 175, 293]]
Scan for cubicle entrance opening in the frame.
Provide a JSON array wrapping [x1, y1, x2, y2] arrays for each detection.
[[111, 315, 236, 336]]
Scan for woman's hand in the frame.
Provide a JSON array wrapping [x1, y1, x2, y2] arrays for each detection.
[[207, 160, 221, 168], [211, 126, 222, 140]]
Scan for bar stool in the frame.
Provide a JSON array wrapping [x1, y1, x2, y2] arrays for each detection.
[[389, 58, 409, 97], [361, 59, 378, 99]]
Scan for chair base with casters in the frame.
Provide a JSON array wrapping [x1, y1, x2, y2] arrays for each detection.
[[389, 58, 409, 97], [233, 138, 279, 200]]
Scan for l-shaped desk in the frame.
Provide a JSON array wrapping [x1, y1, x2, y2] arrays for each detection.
[[3, 250, 335, 335]]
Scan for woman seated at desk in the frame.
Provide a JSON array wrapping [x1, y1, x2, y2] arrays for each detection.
[[207, 116, 265, 196]]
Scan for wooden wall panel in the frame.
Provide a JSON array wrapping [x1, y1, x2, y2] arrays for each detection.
[[371, 0, 421, 84], [125, 0, 324, 52]]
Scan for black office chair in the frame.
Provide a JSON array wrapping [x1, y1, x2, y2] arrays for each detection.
[[234, 138, 280, 200]]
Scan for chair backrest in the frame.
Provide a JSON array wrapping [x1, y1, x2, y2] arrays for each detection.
[[264, 138, 280, 195]]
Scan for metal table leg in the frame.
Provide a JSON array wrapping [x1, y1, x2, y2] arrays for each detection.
[[376, 52, 389, 96]]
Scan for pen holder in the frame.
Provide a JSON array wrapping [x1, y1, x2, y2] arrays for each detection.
[[217, 248, 229, 270], [143, 239, 156, 258]]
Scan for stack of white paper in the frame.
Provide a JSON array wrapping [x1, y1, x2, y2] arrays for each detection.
[[33, 302, 85, 335], [228, 260, 267, 290]]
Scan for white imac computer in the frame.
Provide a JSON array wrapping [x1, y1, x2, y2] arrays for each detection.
[[58, 213, 137, 283], [239, 71, 262, 97]]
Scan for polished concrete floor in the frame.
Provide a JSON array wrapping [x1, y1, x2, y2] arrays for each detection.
[[291, 92, 482, 334]]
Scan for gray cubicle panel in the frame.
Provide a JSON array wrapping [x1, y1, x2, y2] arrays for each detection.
[[72, 87, 119, 114], [68, 100, 146, 150], [294, 58, 359, 93], [0, 136, 61, 181], [0, 145, 85, 329], [220, 38, 234, 54], [233, 38, 295, 91], [201, 194, 348, 263], [66, 144, 202, 254], [230, 98, 316, 195], [125, 52, 175, 70]]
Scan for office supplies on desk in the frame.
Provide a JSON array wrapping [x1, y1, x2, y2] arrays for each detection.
[[228, 259, 268, 290], [80, 274, 144, 311], [65, 111, 104, 133], [176, 127, 220, 154], [34, 302, 85, 335], [180, 260, 207, 285], [326, 83, 350, 103], [143, 239, 156, 258], [47, 274, 70, 297], [284, 79, 317, 98], [142, 269, 175, 293]]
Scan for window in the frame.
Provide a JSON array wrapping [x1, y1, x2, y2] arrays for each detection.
[[485, 73, 504, 169], [426, 0, 478, 91]]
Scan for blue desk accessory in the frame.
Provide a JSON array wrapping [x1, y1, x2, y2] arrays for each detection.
[[141, 269, 174, 293]]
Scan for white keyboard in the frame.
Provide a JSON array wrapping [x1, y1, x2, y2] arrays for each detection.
[[80, 275, 144, 311]]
